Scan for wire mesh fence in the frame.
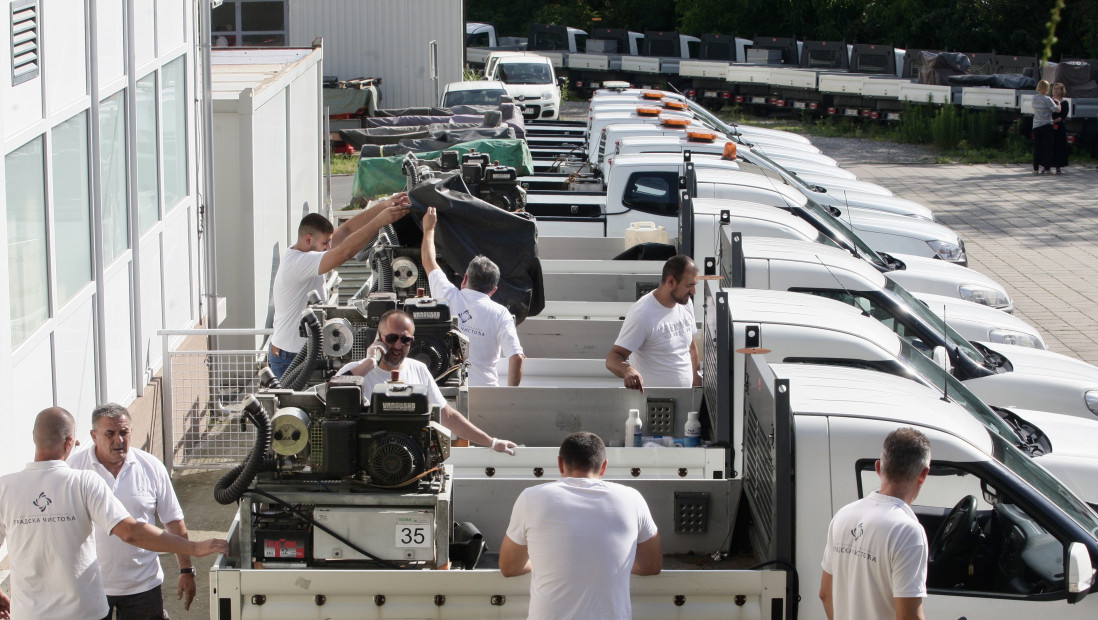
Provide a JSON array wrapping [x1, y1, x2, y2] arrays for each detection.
[[161, 330, 270, 471]]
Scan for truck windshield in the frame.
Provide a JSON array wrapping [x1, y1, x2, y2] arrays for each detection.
[[883, 278, 990, 368], [795, 199, 891, 270], [498, 63, 552, 84], [895, 340, 1016, 440], [988, 430, 1098, 537]]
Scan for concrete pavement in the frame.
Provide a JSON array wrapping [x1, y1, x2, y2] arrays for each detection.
[[840, 161, 1098, 364]]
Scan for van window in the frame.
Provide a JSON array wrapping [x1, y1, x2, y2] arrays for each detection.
[[621, 172, 679, 216], [467, 31, 491, 47], [498, 62, 552, 85]]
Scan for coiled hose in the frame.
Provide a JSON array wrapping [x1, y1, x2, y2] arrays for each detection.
[[214, 395, 272, 505], [280, 311, 323, 391]]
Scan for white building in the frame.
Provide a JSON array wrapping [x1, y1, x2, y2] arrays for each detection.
[[0, 0, 205, 472]]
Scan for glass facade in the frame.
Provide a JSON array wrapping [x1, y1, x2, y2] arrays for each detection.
[[162, 56, 187, 210], [99, 90, 129, 261], [51, 112, 92, 305], [137, 72, 160, 233], [5, 137, 49, 345]]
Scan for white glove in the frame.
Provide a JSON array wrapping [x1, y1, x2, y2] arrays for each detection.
[[491, 438, 517, 456]]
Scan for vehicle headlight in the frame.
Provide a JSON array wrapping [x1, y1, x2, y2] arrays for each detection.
[[958, 284, 1012, 310], [542, 91, 554, 101], [926, 239, 966, 263], [988, 329, 1045, 349], [1086, 390, 1098, 415]]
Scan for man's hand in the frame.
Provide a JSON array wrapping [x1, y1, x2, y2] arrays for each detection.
[[623, 366, 644, 393], [491, 438, 518, 456], [0, 588, 10, 619], [423, 206, 437, 233], [178, 572, 197, 610], [193, 538, 230, 557], [374, 193, 411, 227]]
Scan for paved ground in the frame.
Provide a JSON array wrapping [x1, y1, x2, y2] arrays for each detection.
[[164, 129, 1098, 619]]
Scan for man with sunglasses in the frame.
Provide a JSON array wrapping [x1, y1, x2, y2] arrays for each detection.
[[338, 310, 518, 455], [268, 194, 411, 379], [421, 207, 525, 387]]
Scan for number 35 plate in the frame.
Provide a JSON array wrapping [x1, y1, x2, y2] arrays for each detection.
[[395, 514, 433, 548]]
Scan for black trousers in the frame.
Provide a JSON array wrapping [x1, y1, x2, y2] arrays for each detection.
[[104, 585, 168, 620], [1033, 123, 1054, 171]]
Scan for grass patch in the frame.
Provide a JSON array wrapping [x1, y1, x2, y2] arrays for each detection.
[[329, 154, 359, 176]]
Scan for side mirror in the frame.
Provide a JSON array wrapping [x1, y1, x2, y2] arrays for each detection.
[[1067, 542, 1095, 603], [557, 76, 567, 87], [931, 346, 952, 373]]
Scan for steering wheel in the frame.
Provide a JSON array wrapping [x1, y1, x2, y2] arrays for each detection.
[[929, 495, 978, 565]]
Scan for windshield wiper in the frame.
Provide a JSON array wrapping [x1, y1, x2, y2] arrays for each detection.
[[992, 406, 1047, 456]]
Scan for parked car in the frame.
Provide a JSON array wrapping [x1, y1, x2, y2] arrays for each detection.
[[439, 80, 510, 108], [484, 51, 564, 121]]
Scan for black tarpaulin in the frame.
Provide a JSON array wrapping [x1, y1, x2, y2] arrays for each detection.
[[407, 175, 544, 323], [357, 127, 518, 158], [946, 73, 1036, 89]]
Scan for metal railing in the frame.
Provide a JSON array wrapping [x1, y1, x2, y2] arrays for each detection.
[[159, 328, 271, 473]]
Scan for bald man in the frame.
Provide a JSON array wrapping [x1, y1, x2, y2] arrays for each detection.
[[0, 408, 228, 620]]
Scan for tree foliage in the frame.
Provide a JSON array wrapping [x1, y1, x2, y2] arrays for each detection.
[[466, 0, 1096, 58]]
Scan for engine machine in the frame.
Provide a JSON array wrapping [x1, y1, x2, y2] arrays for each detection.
[[278, 292, 470, 391], [219, 372, 472, 569]]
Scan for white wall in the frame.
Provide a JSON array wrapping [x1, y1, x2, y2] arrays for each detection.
[[286, 0, 463, 109], [0, 0, 201, 471]]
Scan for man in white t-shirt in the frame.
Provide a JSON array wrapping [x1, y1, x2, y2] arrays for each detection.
[[420, 207, 524, 386], [500, 432, 662, 619], [268, 193, 411, 378], [0, 408, 228, 620], [69, 403, 196, 618], [820, 427, 931, 620], [606, 254, 700, 392], [338, 310, 518, 454]]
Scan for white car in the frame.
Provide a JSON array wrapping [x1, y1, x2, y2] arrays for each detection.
[[486, 52, 563, 121], [439, 80, 510, 108]]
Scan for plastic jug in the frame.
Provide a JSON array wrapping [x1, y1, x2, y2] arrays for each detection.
[[624, 221, 668, 249]]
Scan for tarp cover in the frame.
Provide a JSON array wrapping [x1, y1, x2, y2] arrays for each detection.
[[917, 51, 970, 85], [406, 175, 544, 323], [352, 139, 534, 198], [357, 127, 519, 158], [1041, 61, 1098, 98], [372, 107, 453, 118], [340, 123, 499, 149], [323, 87, 378, 116], [947, 73, 1036, 89]]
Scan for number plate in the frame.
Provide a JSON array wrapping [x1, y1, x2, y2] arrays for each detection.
[[703, 90, 717, 98], [792, 101, 807, 109], [750, 96, 767, 104], [395, 515, 433, 548]]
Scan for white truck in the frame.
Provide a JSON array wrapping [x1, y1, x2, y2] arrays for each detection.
[[207, 285, 1098, 618], [483, 52, 565, 121]]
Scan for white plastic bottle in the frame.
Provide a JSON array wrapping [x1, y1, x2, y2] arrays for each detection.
[[625, 409, 643, 447], [683, 411, 702, 447]]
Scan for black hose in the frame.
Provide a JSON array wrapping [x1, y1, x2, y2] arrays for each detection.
[[281, 312, 323, 390], [214, 396, 271, 505]]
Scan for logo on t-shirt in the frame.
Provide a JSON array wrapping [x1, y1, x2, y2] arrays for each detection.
[[32, 492, 51, 512], [458, 310, 472, 325], [851, 522, 864, 540]]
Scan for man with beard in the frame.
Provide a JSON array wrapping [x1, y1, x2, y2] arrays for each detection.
[[338, 310, 517, 455], [605, 255, 700, 392]]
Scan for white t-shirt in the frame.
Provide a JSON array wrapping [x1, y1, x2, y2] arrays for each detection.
[[68, 446, 185, 596], [337, 358, 446, 409], [428, 269, 523, 386], [821, 491, 928, 620], [613, 291, 697, 388], [271, 248, 327, 354], [506, 477, 658, 620], [0, 460, 131, 620]]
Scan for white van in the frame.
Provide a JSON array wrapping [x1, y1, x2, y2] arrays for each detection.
[[484, 51, 563, 121]]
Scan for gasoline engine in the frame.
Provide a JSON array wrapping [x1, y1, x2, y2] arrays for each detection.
[[213, 368, 484, 569]]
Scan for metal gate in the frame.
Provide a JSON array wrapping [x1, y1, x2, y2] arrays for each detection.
[[159, 329, 270, 472]]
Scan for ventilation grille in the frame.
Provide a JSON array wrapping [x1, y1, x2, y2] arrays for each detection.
[[645, 398, 675, 436], [673, 491, 709, 534], [10, 0, 38, 86], [743, 400, 775, 555]]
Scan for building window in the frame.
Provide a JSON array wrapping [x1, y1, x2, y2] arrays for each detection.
[[5, 136, 48, 345], [52, 112, 92, 305], [137, 72, 159, 233], [99, 90, 129, 261], [10, 0, 39, 85], [162, 57, 187, 210], [211, 0, 286, 47]]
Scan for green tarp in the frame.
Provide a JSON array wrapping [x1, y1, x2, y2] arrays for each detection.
[[351, 139, 534, 199]]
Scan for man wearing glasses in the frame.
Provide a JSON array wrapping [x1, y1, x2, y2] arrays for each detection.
[[338, 309, 518, 455]]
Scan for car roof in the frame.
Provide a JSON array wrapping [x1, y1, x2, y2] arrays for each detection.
[[769, 362, 993, 448], [443, 80, 507, 93]]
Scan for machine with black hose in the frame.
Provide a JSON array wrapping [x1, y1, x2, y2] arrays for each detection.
[[274, 289, 471, 391], [212, 371, 486, 570]]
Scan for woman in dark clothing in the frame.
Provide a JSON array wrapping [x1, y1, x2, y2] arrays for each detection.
[[1051, 82, 1069, 174], [1031, 80, 1059, 175]]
